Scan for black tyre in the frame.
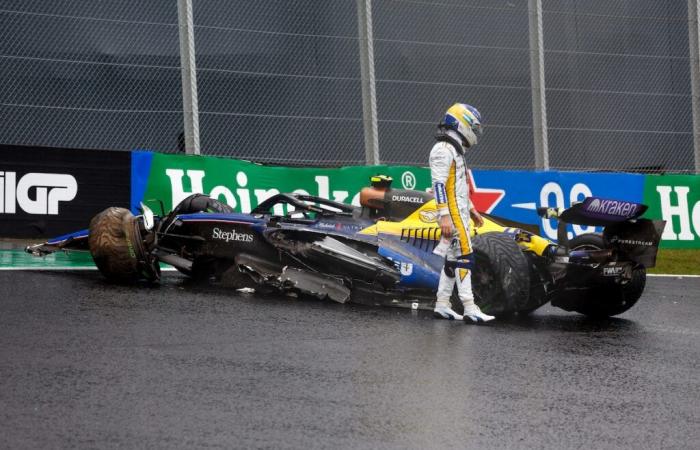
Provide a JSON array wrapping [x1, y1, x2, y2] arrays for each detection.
[[569, 233, 646, 317], [569, 233, 607, 253], [469, 232, 531, 316], [89, 207, 157, 283], [170, 193, 233, 216]]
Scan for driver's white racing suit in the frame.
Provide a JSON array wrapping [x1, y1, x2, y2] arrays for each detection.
[[429, 135, 495, 323]]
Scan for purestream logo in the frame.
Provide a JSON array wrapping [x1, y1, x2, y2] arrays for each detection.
[[610, 238, 654, 246], [0, 172, 77, 215], [212, 227, 254, 243], [586, 198, 640, 218]]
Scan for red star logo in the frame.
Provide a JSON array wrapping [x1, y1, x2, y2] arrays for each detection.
[[467, 170, 505, 214]]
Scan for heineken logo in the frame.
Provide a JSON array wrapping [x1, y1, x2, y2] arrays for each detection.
[[655, 185, 700, 242], [165, 169, 359, 215]]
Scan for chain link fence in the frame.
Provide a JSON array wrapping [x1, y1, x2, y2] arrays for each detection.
[[0, 1, 184, 152], [543, 1, 693, 173], [1, 0, 698, 173], [193, 0, 366, 165]]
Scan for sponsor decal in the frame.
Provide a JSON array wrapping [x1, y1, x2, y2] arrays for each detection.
[[585, 198, 640, 218], [653, 184, 699, 242], [498, 172, 644, 241], [137, 153, 433, 216], [136, 152, 700, 249], [643, 175, 700, 248], [0, 172, 77, 215], [212, 227, 254, 243], [419, 209, 438, 223], [391, 194, 424, 204], [434, 182, 447, 205], [502, 228, 533, 244], [608, 237, 654, 246], [401, 171, 417, 189], [603, 266, 624, 277], [399, 262, 413, 276], [384, 255, 414, 276], [466, 170, 505, 214], [164, 168, 354, 216], [1, 145, 130, 237]]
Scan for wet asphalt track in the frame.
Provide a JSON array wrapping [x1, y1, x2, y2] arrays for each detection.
[[1, 271, 699, 449]]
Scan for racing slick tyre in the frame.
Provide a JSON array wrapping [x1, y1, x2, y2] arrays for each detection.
[[88, 207, 158, 283], [469, 232, 530, 316], [568, 233, 646, 318]]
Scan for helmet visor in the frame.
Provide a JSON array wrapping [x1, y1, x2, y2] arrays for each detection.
[[461, 109, 483, 137]]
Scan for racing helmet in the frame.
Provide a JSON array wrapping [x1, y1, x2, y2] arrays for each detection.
[[440, 103, 483, 148]]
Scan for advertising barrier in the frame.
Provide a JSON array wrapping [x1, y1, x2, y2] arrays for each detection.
[[0, 145, 130, 237], [469, 170, 644, 242], [131, 151, 652, 244], [643, 175, 700, 249], [1, 147, 695, 248], [131, 152, 433, 215]]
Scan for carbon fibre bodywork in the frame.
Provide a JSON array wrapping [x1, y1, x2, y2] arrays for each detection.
[[27, 189, 665, 317]]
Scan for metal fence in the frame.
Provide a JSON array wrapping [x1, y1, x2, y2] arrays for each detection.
[[1, 0, 699, 173]]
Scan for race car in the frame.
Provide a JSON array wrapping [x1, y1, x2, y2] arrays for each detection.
[[26, 176, 665, 318]]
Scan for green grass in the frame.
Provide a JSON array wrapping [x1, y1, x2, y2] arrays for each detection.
[[649, 249, 700, 275]]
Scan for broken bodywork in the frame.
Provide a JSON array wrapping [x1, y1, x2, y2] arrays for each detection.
[[27, 180, 665, 318]]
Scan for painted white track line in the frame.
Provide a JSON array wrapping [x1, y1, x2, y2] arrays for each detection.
[[647, 273, 700, 278], [0, 266, 178, 271], [0, 266, 697, 277]]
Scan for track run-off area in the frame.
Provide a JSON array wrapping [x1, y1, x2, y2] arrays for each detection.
[[1, 247, 699, 449]]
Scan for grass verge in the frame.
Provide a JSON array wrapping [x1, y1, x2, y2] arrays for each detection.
[[649, 249, 700, 275]]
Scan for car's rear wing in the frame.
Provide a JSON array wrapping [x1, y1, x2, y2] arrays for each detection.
[[537, 196, 665, 267], [538, 196, 647, 225]]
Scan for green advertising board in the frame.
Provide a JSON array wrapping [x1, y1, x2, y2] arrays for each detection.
[[643, 174, 700, 249], [132, 152, 432, 215], [132, 152, 700, 249]]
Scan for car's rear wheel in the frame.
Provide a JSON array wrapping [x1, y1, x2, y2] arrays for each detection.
[[569, 233, 607, 253], [89, 207, 158, 283], [569, 233, 646, 317], [467, 232, 531, 316]]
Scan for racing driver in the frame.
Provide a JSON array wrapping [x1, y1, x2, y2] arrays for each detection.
[[430, 103, 495, 323]]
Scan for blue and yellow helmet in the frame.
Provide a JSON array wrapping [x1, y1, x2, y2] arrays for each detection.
[[441, 103, 483, 147]]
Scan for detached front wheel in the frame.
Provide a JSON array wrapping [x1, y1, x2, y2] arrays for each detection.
[[88, 207, 159, 283]]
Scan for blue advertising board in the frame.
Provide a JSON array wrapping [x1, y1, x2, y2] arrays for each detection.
[[470, 170, 645, 241]]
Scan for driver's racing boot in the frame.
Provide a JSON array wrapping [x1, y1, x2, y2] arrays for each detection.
[[433, 300, 463, 320], [462, 300, 495, 324]]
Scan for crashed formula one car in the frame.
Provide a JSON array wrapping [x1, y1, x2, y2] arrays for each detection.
[[27, 176, 665, 318]]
